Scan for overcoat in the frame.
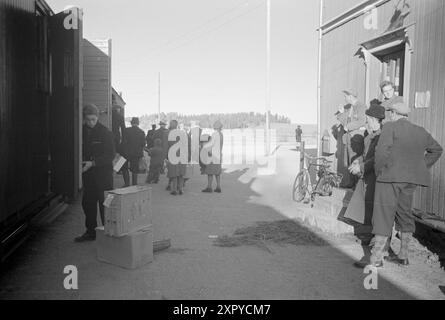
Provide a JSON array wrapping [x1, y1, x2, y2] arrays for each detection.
[[82, 122, 115, 192], [344, 130, 380, 225], [375, 118, 443, 187]]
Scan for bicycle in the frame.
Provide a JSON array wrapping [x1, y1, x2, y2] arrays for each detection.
[[292, 155, 343, 206]]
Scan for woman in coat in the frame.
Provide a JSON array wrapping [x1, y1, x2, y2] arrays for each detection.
[[202, 121, 224, 193], [344, 101, 386, 245], [166, 120, 187, 195]]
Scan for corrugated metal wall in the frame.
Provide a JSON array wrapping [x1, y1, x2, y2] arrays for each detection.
[[320, 0, 445, 219], [0, 0, 51, 223]]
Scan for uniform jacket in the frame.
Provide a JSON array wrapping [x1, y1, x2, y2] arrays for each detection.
[[375, 118, 443, 186], [121, 126, 146, 159], [83, 122, 115, 191]]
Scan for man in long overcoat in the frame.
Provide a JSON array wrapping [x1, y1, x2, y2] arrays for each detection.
[[76, 104, 115, 242]]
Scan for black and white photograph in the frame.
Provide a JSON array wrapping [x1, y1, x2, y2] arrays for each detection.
[[0, 0, 445, 305]]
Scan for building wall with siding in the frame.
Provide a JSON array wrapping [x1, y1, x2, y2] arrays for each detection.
[[83, 39, 112, 128], [320, 0, 445, 218]]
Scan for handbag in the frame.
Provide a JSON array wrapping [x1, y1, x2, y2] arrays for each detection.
[[138, 157, 148, 173], [343, 179, 366, 224]]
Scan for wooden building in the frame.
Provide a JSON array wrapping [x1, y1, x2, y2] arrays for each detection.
[[83, 39, 113, 129], [0, 0, 83, 259], [319, 0, 445, 219]]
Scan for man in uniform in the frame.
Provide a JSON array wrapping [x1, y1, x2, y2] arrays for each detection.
[[367, 102, 442, 267], [76, 104, 115, 242]]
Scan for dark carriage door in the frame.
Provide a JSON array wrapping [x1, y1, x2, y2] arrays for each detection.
[[49, 8, 83, 199]]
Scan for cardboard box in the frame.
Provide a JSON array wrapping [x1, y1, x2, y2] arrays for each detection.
[[96, 226, 153, 269], [104, 186, 152, 237]]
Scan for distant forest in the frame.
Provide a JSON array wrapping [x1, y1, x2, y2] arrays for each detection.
[[133, 112, 291, 130]]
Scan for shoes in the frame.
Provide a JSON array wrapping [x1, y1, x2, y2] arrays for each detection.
[[178, 190, 183, 195], [384, 255, 410, 266], [214, 188, 222, 193], [74, 232, 96, 242], [202, 188, 213, 193], [353, 260, 384, 269], [170, 191, 178, 196]]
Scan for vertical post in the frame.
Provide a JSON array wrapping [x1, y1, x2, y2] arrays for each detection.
[[158, 72, 161, 124], [266, 0, 271, 155], [300, 141, 305, 172], [317, 0, 324, 157]]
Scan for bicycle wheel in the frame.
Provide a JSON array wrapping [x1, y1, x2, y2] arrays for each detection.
[[293, 171, 308, 202], [317, 176, 333, 196]]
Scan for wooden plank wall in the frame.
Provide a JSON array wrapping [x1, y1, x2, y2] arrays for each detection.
[[83, 39, 112, 129], [0, 0, 51, 222], [320, 0, 445, 219]]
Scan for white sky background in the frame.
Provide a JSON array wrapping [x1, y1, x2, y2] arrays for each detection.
[[47, 0, 319, 124]]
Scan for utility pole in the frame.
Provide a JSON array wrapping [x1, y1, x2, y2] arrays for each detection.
[[317, 0, 324, 157], [266, 0, 271, 155], [158, 72, 161, 124]]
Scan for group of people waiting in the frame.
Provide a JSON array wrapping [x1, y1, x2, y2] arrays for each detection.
[[331, 81, 443, 268], [75, 105, 225, 243]]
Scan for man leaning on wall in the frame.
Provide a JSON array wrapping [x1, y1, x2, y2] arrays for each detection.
[[340, 90, 367, 188]]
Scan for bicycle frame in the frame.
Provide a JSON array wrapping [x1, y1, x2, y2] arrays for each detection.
[[296, 155, 343, 203]]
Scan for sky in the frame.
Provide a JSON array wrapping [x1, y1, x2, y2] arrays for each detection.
[[47, 0, 320, 124]]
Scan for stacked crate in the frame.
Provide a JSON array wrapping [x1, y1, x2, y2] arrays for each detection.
[[96, 186, 153, 269]]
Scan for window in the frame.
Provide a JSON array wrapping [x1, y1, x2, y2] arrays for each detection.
[[360, 25, 414, 104], [375, 45, 405, 97]]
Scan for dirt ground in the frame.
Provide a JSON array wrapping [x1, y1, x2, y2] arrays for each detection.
[[0, 146, 444, 300]]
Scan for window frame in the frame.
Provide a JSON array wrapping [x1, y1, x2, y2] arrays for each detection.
[[359, 24, 415, 107]]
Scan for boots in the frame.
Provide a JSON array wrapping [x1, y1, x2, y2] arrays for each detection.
[[382, 236, 398, 258], [354, 235, 386, 268], [370, 235, 387, 267], [386, 232, 411, 266]]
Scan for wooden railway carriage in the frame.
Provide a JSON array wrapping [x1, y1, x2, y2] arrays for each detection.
[[0, 0, 83, 260]]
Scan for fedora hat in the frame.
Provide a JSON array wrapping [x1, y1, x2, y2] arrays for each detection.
[[381, 96, 404, 110], [388, 102, 411, 116], [365, 103, 386, 120]]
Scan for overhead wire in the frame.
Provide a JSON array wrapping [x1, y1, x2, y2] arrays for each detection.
[[145, 0, 266, 61]]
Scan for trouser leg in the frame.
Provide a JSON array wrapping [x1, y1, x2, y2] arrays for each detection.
[[177, 176, 184, 192], [372, 182, 398, 237], [394, 183, 417, 234], [132, 173, 138, 186], [153, 166, 160, 182], [82, 188, 99, 234], [98, 190, 105, 226], [122, 167, 130, 187]]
